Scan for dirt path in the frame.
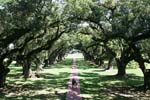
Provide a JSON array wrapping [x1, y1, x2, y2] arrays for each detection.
[[66, 59, 82, 100]]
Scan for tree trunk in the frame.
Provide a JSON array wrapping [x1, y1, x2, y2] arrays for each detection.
[[43, 59, 49, 68], [116, 58, 126, 77], [135, 55, 148, 89], [49, 59, 54, 65], [136, 56, 150, 89], [36, 64, 43, 71], [0, 63, 10, 87], [106, 58, 113, 70], [131, 44, 149, 89], [23, 59, 30, 79], [57, 52, 65, 62], [115, 47, 133, 77], [34, 57, 43, 71], [144, 69, 150, 89], [0, 65, 6, 87]]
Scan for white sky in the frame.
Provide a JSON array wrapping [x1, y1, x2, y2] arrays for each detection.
[[0, 5, 4, 9]]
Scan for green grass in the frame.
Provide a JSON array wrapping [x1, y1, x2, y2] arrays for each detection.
[[0, 58, 149, 100]]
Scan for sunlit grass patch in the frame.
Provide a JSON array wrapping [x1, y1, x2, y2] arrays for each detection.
[[80, 94, 93, 99]]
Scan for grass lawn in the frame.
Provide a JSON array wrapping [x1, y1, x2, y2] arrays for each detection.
[[0, 58, 150, 100]]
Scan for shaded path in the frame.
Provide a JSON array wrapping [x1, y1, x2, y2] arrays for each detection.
[[66, 59, 82, 100]]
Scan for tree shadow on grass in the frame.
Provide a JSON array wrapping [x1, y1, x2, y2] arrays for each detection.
[[1, 94, 57, 100], [91, 69, 108, 72], [78, 71, 150, 100], [3, 59, 150, 100], [1, 70, 71, 100], [112, 96, 136, 100], [2, 59, 77, 100]]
